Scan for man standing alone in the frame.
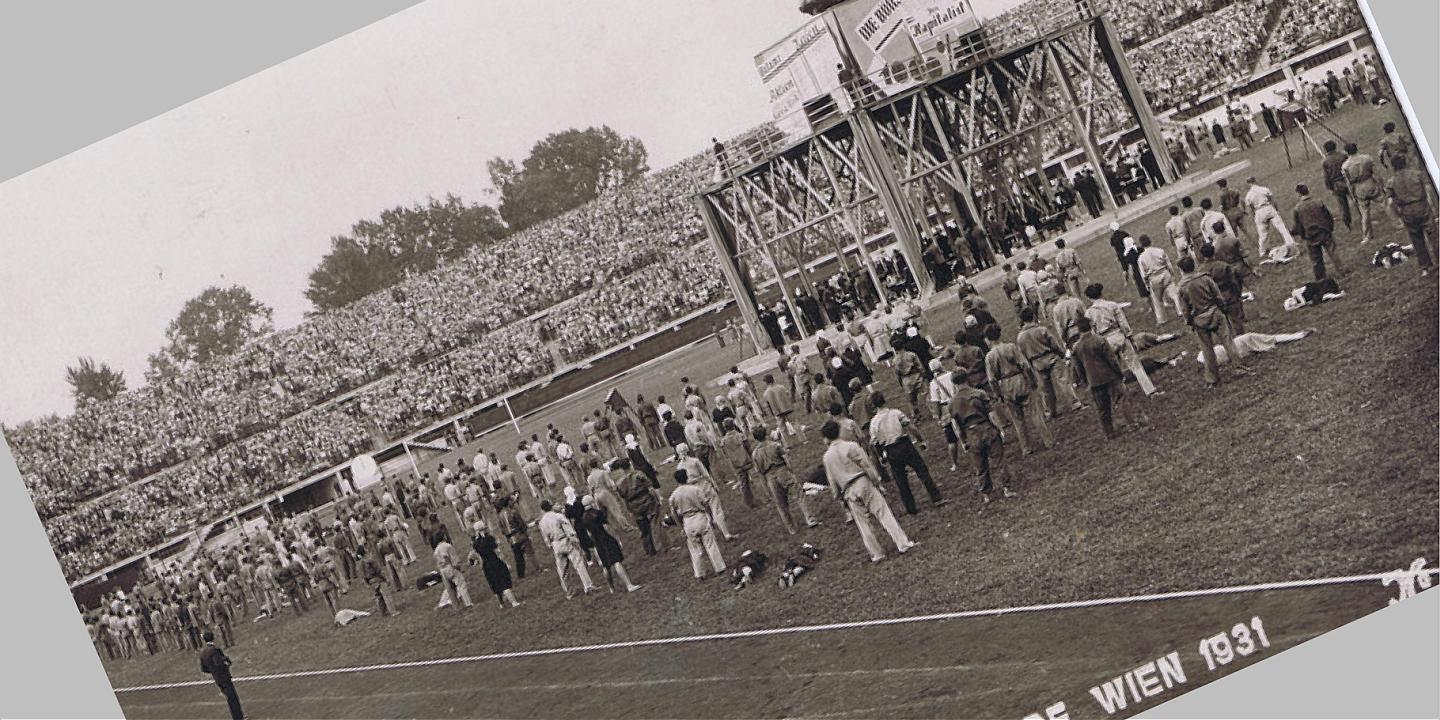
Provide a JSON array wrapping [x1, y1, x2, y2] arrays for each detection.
[[199, 631, 245, 720]]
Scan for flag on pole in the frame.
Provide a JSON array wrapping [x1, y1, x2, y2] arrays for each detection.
[[604, 387, 631, 414]]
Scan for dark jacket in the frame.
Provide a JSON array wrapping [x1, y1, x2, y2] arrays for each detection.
[[1291, 196, 1335, 242], [200, 644, 232, 682], [1072, 332, 1124, 388]]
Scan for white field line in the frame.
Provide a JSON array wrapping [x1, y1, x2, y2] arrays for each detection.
[[113, 568, 1437, 694], [118, 662, 1029, 709]]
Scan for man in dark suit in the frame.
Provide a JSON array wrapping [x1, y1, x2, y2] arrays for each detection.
[[1290, 183, 1347, 282], [199, 631, 245, 720], [1072, 317, 1149, 439]]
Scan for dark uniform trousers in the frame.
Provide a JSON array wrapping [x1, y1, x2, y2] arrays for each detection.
[[961, 420, 1007, 495], [881, 436, 942, 513]]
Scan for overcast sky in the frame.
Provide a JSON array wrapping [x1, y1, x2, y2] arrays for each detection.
[[0, 0, 1021, 424]]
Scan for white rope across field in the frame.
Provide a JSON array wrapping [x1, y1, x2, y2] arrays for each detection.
[[113, 567, 1438, 694]]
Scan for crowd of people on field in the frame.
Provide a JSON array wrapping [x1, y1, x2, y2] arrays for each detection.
[[20, 0, 1394, 587]]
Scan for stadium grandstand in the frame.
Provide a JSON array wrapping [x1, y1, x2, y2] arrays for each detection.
[[11, 0, 1369, 586]]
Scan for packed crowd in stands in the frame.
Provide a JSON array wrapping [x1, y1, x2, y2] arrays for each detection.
[[17, 0, 1377, 584], [541, 250, 730, 363], [1266, 0, 1364, 61], [352, 324, 555, 438], [1128, 0, 1278, 111]]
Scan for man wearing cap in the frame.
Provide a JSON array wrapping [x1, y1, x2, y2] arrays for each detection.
[[199, 630, 245, 720], [1244, 177, 1298, 261], [867, 391, 945, 515], [820, 421, 916, 563]]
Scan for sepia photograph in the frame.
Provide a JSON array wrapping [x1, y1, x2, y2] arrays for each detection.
[[0, 0, 1436, 717]]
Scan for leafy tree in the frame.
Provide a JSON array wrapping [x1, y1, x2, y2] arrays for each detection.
[[304, 195, 506, 312], [65, 357, 127, 406], [146, 285, 274, 383], [488, 126, 649, 232]]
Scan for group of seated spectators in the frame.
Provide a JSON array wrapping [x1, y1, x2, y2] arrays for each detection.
[[1266, 0, 1364, 61], [1129, 0, 1278, 111], [44, 406, 374, 580], [984, 0, 1359, 115], [540, 249, 730, 362]]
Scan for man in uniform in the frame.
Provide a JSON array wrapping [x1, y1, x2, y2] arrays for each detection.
[[1137, 235, 1180, 326], [750, 426, 814, 534], [1015, 306, 1073, 419], [1341, 142, 1385, 244], [1290, 183, 1347, 281], [1217, 178, 1250, 241], [1321, 140, 1355, 229], [820, 421, 916, 563], [948, 369, 1018, 505], [1071, 317, 1149, 439], [1385, 154, 1437, 274], [668, 469, 727, 580], [1378, 121, 1412, 170], [760, 373, 800, 445], [199, 631, 245, 720], [1198, 244, 1247, 336], [1177, 256, 1249, 389], [1180, 196, 1206, 257], [983, 324, 1054, 454], [1052, 237, 1085, 300], [1164, 205, 1192, 258], [891, 344, 928, 420]]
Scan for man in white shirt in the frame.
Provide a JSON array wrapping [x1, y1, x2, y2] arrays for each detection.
[[1136, 235, 1181, 325], [675, 443, 734, 540], [867, 391, 945, 515], [1244, 177, 1298, 261], [536, 500, 596, 598], [668, 469, 727, 580], [1199, 198, 1234, 246], [1016, 262, 1040, 317], [927, 358, 964, 470], [820, 421, 915, 563], [1083, 282, 1159, 396]]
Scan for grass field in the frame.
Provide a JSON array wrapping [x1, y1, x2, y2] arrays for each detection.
[[107, 101, 1438, 718]]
